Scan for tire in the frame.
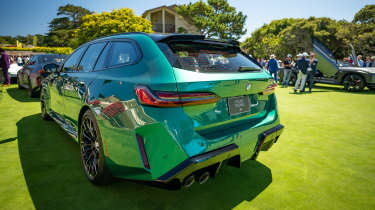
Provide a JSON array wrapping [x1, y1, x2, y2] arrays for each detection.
[[80, 110, 112, 185], [27, 78, 37, 97], [343, 74, 365, 92], [17, 76, 24, 89], [40, 91, 52, 121]]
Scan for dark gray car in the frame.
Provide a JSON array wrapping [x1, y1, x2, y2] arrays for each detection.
[[17, 54, 66, 97]]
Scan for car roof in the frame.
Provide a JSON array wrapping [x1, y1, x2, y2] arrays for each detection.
[[88, 32, 239, 46]]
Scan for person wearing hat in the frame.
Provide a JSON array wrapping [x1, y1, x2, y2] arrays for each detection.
[[294, 52, 309, 93], [281, 54, 293, 87], [266, 54, 279, 83], [303, 52, 318, 92]]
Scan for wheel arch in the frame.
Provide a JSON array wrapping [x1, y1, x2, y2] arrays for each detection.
[[340, 72, 367, 86]]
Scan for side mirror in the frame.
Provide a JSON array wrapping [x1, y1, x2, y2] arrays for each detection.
[[43, 63, 60, 73]]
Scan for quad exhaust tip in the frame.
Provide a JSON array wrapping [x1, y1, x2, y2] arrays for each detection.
[[198, 172, 210, 184], [182, 175, 195, 188]]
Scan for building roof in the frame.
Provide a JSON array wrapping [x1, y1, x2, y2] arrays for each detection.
[[142, 5, 177, 17]]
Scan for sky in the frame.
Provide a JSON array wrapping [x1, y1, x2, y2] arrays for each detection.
[[0, 0, 373, 41]]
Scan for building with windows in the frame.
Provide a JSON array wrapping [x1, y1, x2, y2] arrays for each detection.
[[142, 5, 199, 34]]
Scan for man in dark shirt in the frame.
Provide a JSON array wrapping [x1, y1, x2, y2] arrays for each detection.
[[0, 48, 10, 86], [281, 54, 293, 87], [303, 52, 318, 92], [294, 52, 309, 93]]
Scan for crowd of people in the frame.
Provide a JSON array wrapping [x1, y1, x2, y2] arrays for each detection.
[[9, 55, 31, 66], [258, 52, 375, 94], [257, 52, 319, 93], [354, 55, 375, 67], [0, 49, 33, 86]]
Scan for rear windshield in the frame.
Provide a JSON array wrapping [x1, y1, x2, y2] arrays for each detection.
[[38, 55, 66, 64], [157, 41, 261, 73]]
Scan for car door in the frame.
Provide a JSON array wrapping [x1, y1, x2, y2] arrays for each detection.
[[63, 41, 107, 132], [49, 47, 87, 120]]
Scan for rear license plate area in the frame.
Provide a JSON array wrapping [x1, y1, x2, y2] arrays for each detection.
[[227, 95, 251, 116]]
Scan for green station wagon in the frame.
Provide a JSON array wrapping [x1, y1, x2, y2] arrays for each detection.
[[40, 33, 284, 188]]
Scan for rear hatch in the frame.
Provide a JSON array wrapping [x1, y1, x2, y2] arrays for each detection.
[[157, 39, 275, 139]]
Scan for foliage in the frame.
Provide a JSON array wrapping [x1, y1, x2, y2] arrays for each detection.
[[353, 4, 375, 24], [177, 0, 247, 40], [47, 4, 92, 47], [75, 8, 153, 45], [242, 5, 375, 59], [2, 46, 73, 55]]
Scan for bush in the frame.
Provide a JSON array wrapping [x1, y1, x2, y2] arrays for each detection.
[[2, 46, 73, 55]]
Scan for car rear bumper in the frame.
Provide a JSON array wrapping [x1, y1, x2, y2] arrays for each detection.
[[157, 124, 284, 186]]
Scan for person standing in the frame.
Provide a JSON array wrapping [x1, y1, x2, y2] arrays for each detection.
[[304, 52, 318, 92], [357, 55, 364, 67], [364, 56, 373, 67], [0, 48, 11, 86], [281, 54, 293, 88], [294, 52, 308, 93], [267, 54, 279, 83], [17, 56, 23, 66]]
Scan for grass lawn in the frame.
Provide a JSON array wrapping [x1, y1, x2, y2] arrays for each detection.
[[0, 84, 375, 210]]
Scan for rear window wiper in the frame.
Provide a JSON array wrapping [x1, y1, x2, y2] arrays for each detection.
[[237, 66, 260, 72]]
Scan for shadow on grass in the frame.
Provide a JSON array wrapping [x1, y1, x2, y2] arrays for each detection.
[[17, 114, 272, 210], [7, 88, 39, 102], [313, 85, 375, 95]]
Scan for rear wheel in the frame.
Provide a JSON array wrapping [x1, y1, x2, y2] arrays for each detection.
[[343, 74, 365, 92], [27, 78, 37, 97], [17, 76, 24, 89], [80, 110, 112, 185]]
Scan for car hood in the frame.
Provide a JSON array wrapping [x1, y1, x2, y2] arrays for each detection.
[[339, 67, 375, 74]]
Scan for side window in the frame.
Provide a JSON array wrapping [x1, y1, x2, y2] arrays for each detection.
[[63, 47, 87, 72], [94, 43, 111, 71], [77, 42, 106, 72], [108, 42, 139, 67]]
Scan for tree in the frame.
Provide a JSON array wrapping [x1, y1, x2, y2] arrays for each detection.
[[75, 8, 153, 45], [353, 4, 375, 24], [177, 0, 247, 40], [48, 4, 92, 47]]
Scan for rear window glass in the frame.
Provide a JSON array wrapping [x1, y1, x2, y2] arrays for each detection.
[[157, 41, 261, 73], [108, 42, 138, 67]]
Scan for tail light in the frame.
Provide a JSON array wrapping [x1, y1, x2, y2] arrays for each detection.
[[37, 69, 44, 74], [262, 80, 277, 95], [136, 134, 150, 169], [135, 85, 219, 107]]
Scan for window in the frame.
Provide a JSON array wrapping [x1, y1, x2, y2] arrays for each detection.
[[38, 54, 66, 64], [108, 42, 138, 67], [157, 42, 261, 73], [94, 43, 111, 71], [77, 42, 106, 72], [63, 47, 87, 72]]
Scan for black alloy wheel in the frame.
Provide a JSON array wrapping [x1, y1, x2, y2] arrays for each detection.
[[17, 75, 24, 89], [80, 110, 111, 184], [27, 78, 36, 97], [343, 74, 365, 92]]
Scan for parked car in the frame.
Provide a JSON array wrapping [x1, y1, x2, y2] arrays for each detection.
[[8, 63, 23, 80], [17, 54, 66, 96], [40, 33, 284, 188], [287, 39, 375, 91]]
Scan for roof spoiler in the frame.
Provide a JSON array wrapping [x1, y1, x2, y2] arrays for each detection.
[[155, 34, 240, 47]]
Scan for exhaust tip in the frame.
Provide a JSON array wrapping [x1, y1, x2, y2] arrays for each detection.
[[182, 175, 195, 188], [198, 172, 210, 184]]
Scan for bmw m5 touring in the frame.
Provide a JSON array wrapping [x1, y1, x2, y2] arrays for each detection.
[[40, 33, 284, 188]]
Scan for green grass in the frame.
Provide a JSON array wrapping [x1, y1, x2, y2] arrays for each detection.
[[0, 84, 374, 210]]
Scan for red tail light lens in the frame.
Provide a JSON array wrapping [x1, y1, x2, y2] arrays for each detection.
[[136, 134, 150, 169], [135, 85, 219, 107], [262, 81, 277, 95], [37, 69, 44, 74]]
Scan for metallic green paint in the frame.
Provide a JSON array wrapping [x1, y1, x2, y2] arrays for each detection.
[[41, 33, 283, 184]]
